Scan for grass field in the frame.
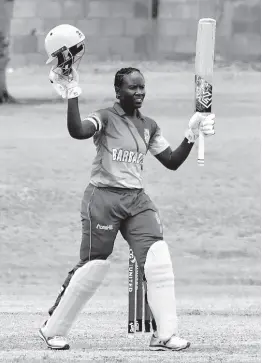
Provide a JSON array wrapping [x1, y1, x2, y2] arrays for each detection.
[[0, 62, 260, 362]]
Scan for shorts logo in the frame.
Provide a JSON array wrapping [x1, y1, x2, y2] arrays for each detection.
[[96, 224, 113, 231], [144, 129, 150, 144]]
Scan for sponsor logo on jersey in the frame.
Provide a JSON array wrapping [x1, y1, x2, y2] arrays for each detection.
[[144, 129, 150, 144], [155, 212, 163, 234], [96, 224, 113, 230], [112, 149, 144, 164]]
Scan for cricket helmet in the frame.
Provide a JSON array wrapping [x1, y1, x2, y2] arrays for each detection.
[[45, 24, 85, 77]]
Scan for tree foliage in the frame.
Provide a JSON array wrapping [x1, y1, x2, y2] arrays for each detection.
[[0, 0, 16, 104]]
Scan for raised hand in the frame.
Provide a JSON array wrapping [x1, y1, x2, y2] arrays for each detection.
[[49, 66, 82, 99], [185, 112, 215, 143]]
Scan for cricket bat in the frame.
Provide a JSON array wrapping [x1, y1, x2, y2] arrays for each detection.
[[195, 18, 216, 166]]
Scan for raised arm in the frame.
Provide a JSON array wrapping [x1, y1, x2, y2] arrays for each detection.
[[67, 98, 101, 140], [149, 112, 215, 170], [155, 139, 194, 171], [49, 67, 103, 140]]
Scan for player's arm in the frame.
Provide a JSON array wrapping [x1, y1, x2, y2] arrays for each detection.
[[149, 113, 215, 170], [67, 98, 103, 140], [155, 140, 194, 171], [49, 67, 104, 140]]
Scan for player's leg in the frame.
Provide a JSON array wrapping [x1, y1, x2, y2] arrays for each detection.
[[145, 240, 190, 351], [39, 184, 121, 350], [47, 184, 118, 317], [121, 191, 189, 351], [39, 260, 110, 349], [48, 265, 79, 317]]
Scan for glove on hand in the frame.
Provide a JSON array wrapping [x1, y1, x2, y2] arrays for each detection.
[[49, 67, 82, 99], [185, 112, 215, 143]]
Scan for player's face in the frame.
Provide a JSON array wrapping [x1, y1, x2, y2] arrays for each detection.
[[118, 72, 145, 109]]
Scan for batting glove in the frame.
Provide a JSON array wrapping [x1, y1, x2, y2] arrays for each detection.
[[185, 112, 215, 143], [49, 67, 82, 99]]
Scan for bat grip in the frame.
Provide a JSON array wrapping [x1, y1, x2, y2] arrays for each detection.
[[198, 131, 205, 166]]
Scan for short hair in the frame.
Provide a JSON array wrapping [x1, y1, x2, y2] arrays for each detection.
[[114, 67, 143, 90]]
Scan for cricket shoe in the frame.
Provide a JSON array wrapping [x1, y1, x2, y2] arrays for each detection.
[[38, 320, 70, 350], [149, 333, 190, 351]]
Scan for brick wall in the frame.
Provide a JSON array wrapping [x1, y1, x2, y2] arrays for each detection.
[[9, 0, 261, 66]]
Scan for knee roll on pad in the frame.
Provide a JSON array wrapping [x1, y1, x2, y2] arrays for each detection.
[[145, 240, 174, 286], [144, 241, 178, 341], [44, 260, 110, 337], [69, 260, 110, 294]]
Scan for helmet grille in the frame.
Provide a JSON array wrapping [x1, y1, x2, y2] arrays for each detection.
[[54, 42, 85, 78]]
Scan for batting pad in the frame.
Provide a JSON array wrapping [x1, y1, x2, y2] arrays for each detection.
[[144, 241, 178, 341], [43, 260, 110, 337]]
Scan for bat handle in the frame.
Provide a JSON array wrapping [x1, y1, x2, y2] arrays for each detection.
[[198, 131, 205, 166]]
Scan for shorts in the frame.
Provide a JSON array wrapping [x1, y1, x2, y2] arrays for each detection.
[[80, 183, 164, 270]]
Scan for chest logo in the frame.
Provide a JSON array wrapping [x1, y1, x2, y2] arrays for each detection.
[[144, 129, 150, 144], [112, 149, 144, 165]]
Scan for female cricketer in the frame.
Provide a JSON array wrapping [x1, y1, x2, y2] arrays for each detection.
[[39, 24, 215, 351]]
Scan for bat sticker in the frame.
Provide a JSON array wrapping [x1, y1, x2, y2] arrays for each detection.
[[195, 75, 213, 112]]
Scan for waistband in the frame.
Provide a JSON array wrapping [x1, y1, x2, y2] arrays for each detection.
[[89, 183, 143, 194]]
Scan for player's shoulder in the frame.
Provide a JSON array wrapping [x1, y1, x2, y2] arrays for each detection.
[[94, 105, 120, 121], [92, 107, 109, 119], [143, 115, 157, 126], [88, 106, 112, 127], [141, 114, 159, 136]]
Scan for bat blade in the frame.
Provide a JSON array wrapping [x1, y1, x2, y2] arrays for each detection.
[[195, 18, 216, 166]]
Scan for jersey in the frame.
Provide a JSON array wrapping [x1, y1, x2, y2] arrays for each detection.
[[85, 102, 169, 189]]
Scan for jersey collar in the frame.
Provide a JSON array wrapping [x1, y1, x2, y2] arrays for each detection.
[[113, 102, 145, 121]]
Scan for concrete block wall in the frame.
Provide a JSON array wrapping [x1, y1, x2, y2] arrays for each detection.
[[9, 0, 261, 66]]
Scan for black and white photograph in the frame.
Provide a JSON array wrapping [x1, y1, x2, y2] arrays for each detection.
[[0, 0, 260, 362]]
